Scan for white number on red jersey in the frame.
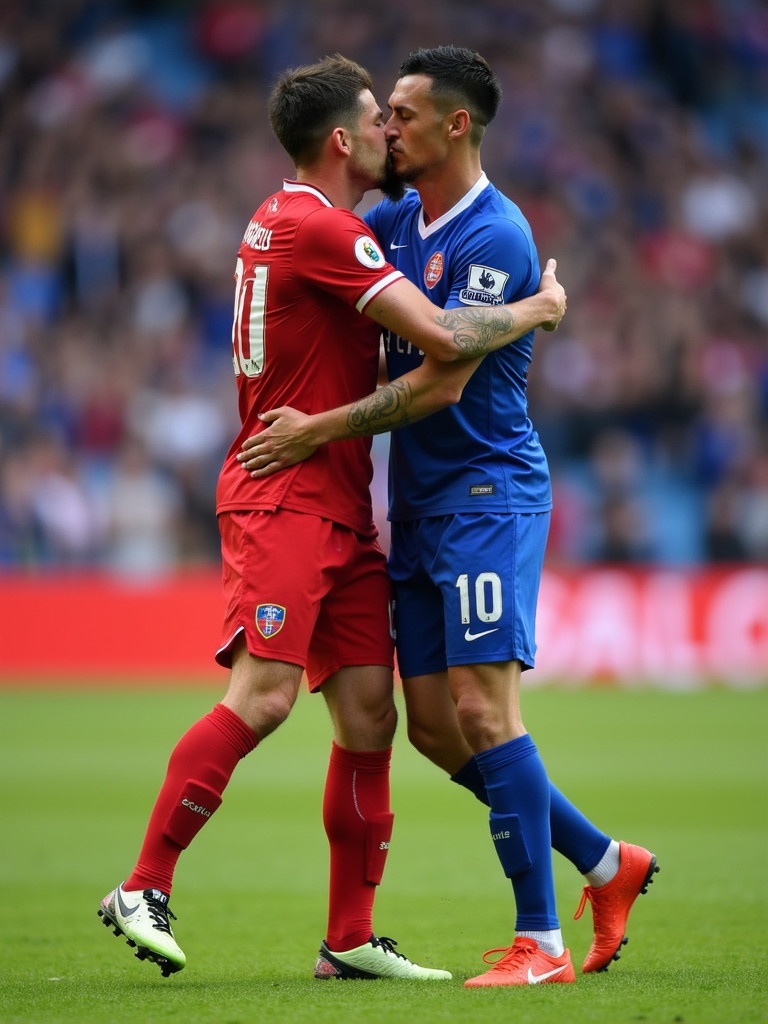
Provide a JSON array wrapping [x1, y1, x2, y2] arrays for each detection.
[[232, 257, 268, 377]]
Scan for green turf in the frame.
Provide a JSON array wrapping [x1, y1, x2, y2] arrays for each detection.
[[1, 684, 766, 1024]]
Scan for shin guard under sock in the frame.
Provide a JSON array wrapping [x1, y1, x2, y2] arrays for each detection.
[[125, 703, 257, 894], [322, 742, 393, 952], [475, 734, 559, 931], [452, 756, 612, 876]]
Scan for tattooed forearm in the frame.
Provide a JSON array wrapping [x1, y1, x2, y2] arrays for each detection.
[[436, 306, 516, 357], [346, 379, 414, 436]]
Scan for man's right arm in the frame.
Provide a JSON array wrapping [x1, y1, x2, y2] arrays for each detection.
[[237, 259, 566, 477], [364, 257, 565, 362]]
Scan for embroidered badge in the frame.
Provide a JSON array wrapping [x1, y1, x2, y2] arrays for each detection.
[[255, 604, 286, 638], [459, 263, 509, 305], [424, 252, 444, 289], [354, 235, 385, 268]]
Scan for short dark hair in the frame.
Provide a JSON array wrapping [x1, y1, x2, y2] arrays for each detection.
[[398, 46, 501, 143], [269, 54, 373, 166]]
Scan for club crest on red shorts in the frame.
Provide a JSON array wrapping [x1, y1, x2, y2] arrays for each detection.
[[255, 603, 286, 638]]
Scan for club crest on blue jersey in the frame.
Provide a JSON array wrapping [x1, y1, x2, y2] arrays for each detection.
[[255, 603, 286, 638], [424, 252, 444, 289], [460, 263, 509, 305]]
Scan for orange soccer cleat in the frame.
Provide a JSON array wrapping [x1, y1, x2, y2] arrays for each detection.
[[575, 841, 659, 973], [464, 937, 575, 988]]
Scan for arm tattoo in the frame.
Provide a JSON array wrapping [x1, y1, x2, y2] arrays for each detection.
[[436, 306, 516, 356], [346, 379, 414, 436], [343, 305, 517, 436]]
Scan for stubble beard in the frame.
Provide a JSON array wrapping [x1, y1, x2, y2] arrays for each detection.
[[377, 151, 407, 202]]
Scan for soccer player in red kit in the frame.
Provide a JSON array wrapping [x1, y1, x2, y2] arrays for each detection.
[[98, 54, 566, 981]]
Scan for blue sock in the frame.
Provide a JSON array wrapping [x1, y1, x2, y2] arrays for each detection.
[[475, 734, 559, 931], [450, 756, 489, 803], [452, 756, 611, 875], [549, 783, 611, 875]]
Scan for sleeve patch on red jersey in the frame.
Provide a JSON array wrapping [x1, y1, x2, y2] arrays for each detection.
[[354, 234, 386, 269]]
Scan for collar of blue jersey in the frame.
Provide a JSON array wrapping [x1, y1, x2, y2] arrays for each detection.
[[418, 172, 490, 238]]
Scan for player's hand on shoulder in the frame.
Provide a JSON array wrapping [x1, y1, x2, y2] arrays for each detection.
[[539, 257, 566, 332]]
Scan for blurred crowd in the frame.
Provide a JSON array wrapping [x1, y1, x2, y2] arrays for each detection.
[[0, 0, 766, 575]]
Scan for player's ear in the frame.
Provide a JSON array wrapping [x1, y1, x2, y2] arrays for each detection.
[[330, 126, 351, 157], [447, 109, 471, 140]]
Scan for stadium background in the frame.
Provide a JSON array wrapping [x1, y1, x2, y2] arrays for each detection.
[[0, 0, 766, 684]]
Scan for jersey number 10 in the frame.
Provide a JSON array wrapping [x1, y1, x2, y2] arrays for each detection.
[[232, 258, 267, 378]]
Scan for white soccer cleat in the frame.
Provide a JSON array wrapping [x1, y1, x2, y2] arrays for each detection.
[[98, 883, 186, 977], [314, 934, 452, 980]]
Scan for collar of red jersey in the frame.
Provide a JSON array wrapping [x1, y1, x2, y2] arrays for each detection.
[[283, 179, 333, 207]]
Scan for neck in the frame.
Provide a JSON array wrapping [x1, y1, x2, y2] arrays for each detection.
[[294, 167, 362, 211], [416, 158, 484, 225]]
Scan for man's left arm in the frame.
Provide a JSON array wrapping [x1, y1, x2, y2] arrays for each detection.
[[238, 354, 480, 477]]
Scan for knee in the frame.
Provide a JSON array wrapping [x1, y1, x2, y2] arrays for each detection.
[[335, 696, 397, 750], [232, 687, 295, 740], [368, 698, 398, 748], [406, 715, 441, 762], [455, 692, 499, 752], [260, 689, 296, 734], [406, 714, 469, 775], [224, 643, 302, 739]]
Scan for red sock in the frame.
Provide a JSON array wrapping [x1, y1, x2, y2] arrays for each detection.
[[124, 703, 257, 895], [323, 742, 394, 951]]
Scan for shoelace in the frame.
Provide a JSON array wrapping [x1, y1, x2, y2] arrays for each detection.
[[574, 886, 594, 921], [145, 895, 177, 935], [481, 938, 536, 967], [373, 936, 408, 961]]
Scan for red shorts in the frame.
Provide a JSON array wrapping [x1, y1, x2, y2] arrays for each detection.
[[216, 509, 394, 690]]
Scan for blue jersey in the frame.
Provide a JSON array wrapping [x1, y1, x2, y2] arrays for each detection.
[[365, 174, 552, 520]]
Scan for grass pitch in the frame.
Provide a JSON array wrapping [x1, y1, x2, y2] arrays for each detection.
[[1, 683, 766, 1024]]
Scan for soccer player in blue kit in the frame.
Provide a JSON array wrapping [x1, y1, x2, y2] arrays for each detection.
[[242, 46, 658, 987]]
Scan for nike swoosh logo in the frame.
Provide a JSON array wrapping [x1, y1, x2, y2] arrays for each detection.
[[390, 242, 408, 249], [463, 627, 500, 642], [527, 965, 567, 984], [116, 888, 141, 919]]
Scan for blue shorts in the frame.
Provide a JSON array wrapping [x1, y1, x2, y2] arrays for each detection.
[[389, 512, 550, 679]]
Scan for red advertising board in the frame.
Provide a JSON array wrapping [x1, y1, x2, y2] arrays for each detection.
[[534, 567, 768, 687], [0, 570, 223, 682], [1, 568, 766, 686]]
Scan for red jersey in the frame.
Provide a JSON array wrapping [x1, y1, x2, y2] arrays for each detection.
[[216, 181, 403, 536]]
